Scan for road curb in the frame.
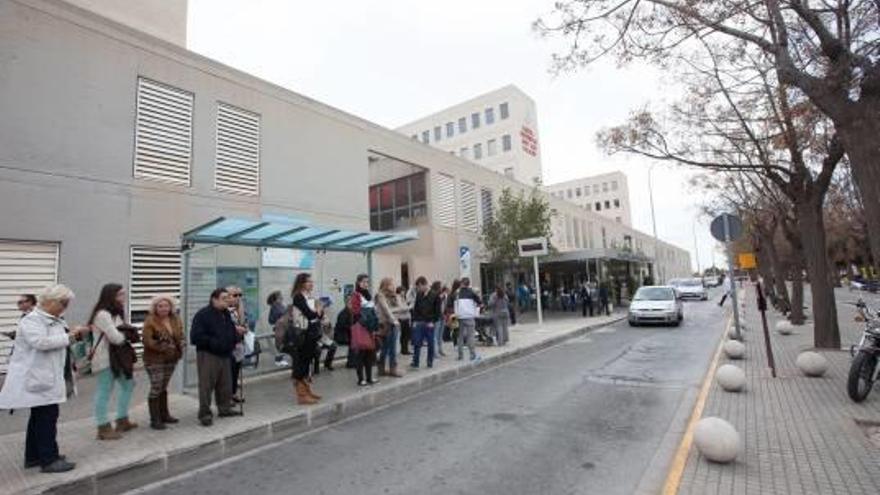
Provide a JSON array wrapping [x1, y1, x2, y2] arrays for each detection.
[[36, 315, 624, 495]]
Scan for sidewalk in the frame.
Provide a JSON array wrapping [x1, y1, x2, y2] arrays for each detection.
[[678, 285, 880, 494], [0, 311, 623, 495]]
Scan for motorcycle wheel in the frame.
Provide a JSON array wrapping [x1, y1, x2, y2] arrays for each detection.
[[847, 351, 878, 402]]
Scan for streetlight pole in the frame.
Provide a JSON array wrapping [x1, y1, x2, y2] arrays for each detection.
[[693, 218, 701, 276], [648, 163, 662, 283]]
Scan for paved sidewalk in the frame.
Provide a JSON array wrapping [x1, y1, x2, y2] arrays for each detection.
[[678, 285, 880, 495], [0, 312, 623, 495]]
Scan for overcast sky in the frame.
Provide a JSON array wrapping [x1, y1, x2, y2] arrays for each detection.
[[187, 0, 724, 272]]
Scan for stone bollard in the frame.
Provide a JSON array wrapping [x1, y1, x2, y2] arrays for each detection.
[[796, 351, 828, 377], [723, 340, 746, 360], [694, 417, 740, 463], [716, 364, 746, 392], [775, 320, 793, 335]]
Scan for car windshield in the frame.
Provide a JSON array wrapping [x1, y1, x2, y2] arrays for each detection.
[[634, 287, 675, 301], [682, 279, 703, 286]]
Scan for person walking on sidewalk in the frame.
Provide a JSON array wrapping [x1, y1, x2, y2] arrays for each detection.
[[505, 282, 518, 326], [376, 278, 403, 378], [718, 275, 732, 307], [190, 288, 244, 426], [411, 276, 440, 368], [433, 282, 447, 356], [290, 273, 325, 403], [350, 274, 379, 386], [142, 294, 183, 431], [88, 283, 139, 440], [396, 286, 413, 355], [489, 286, 511, 346], [0, 285, 88, 473], [598, 283, 610, 316], [580, 282, 594, 317], [454, 277, 482, 362]]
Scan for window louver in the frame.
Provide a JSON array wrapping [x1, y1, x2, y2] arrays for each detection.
[[433, 173, 457, 228], [480, 188, 494, 225], [134, 78, 194, 185], [129, 246, 181, 324], [0, 242, 59, 373], [460, 181, 478, 232], [215, 103, 261, 195]]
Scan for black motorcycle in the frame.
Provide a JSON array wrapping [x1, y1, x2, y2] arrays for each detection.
[[847, 299, 880, 402]]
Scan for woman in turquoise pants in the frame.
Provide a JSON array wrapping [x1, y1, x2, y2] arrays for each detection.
[[88, 283, 137, 440]]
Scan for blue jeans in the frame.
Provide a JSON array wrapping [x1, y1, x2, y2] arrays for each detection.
[[411, 321, 435, 367], [380, 323, 400, 369], [435, 318, 445, 353], [94, 368, 135, 426]]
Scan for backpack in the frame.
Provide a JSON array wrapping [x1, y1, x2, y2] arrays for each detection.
[[273, 304, 308, 353], [360, 305, 380, 333]]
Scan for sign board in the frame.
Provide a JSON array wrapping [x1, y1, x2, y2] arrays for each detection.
[[518, 237, 548, 257], [710, 213, 743, 242], [738, 253, 757, 269], [459, 246, 472, 279], [261, 247, 315, 269]]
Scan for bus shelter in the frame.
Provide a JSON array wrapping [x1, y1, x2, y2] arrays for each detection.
[[176, 215, 417, 390]]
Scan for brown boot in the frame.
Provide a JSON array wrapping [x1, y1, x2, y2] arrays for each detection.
[[115, 417, 138, 433], [304, 380, 322, 400], [295, 380, 318, 405], [160, 391, 179, 424], [96, 423, 122, 440], [388, 366, 403, 378], [148, 398, 166, 430]]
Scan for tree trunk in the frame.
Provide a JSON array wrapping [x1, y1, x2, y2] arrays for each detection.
[[794, 194, 841, 349], [765, 233, 791, 312], [838, 120, 880, 272], [790, 266, 806, 325]]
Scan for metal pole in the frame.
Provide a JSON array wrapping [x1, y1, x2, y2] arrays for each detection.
[[693, 219, 701, 276], [177, 247, 190, 394], [648, 164, 661, 283], [724, 215, 742, 340], [756, 281, 777, 377], [533, 255, 543, 325]]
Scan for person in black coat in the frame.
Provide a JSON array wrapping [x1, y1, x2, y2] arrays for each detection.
[[580, 283, 594, 317], [190, 288, 244, 426]]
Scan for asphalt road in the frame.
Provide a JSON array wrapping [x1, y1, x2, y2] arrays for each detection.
[[132, 294, 727, 495]]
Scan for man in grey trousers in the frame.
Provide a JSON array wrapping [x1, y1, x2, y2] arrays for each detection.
[[453, 278, 483, 362]]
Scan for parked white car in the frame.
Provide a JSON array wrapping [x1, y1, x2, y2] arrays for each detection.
[[628, 286, 683, 326]]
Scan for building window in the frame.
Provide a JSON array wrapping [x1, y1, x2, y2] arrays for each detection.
[[503, 167, 514, 177], [584, 186, 590, 196], [485, 107, 495, 124], [595, 202, 601, 211], [215, 102, 261, 196], [446, 122, 455, 138], [134, 77, 193, 186], [500, 102, 509, 119], [471, 112, 481, 129], [487, 139, 497, 156], [411, 134, 418, 140], [567, 189, 573, 199], [614, 199, 620, 208], [434, 126, 442, 141], [593, 184, 599, 194], [605, 200, 611, 209], [370, 172, 429, 231], [576, 187, 582, 197], [460, 147, 469, 158], [502, 134, 512, 152], [603, 182, 609, 192], [611, 180, 619, 191], [458, 117, 467, 133], [422, 131, 430, 144], [616, 217, 622, 223], [474, 143, 483, 159], [129, 246, 181, 324]]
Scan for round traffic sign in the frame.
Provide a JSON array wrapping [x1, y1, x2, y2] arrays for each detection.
[[710, 213, 743, 242]]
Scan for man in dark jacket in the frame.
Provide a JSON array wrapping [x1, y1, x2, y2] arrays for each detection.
[[505, 283, 517, 326], [410, 277, 440, 368], [190, 288, 243, 426]]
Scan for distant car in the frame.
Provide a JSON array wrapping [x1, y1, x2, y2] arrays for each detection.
[[850, 278, 880, 293], [628, 286, 683, 327], [703, 276, 721, 288], [676, 278, 709, 301]]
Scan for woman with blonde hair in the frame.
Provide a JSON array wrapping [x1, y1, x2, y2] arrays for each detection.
[[142, 294, 184, 430], [375, 277, 403, 378]]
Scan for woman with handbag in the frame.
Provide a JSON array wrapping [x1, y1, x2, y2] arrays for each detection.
[[376, 278, 403, 378], [350, 274, 379, 386], [88, 283, 137, 440], [142, 294, 183, 430], [291, 273, 323, 405]]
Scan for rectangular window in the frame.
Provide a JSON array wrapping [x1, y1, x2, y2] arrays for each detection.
[[422, 131, 430, 144], [474, 143, 483, 159], [480, 188, 494, 224], [585, 186, 590, 196], [433, 173, 457, 228], [485, 107, 495, 125], [460, 147, 469, 158], [0, 241, 59, 372], [603, 182, 609, 192], [500, 102, 509, 119], [471, 112, 481, 129], [434, 126, 442, 141], [129, 246, 181, 324], [215, 102, 261, 196], [615, 217, 622, 223], [502, 134, 512, 152], [446, 122, 455, 138], [487, 139, 497, 156], [369, 172, 428, 231], [576, 187, 582, 197], [605, 200, 611, 209], [614, 199, 620, 208], [567, 189, 572, 199], [134, 77, 193, 186], [460, 181, 478, 232], [593, 184, 599, 194], [458, 117, 467, 133], [611, 180, 619, 191], [595, 202, 601, 211]]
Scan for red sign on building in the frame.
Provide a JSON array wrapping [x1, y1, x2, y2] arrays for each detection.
[[520, 126, 538, 157]]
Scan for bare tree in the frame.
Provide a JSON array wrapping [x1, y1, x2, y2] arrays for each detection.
[[537, 0, 880, 272]]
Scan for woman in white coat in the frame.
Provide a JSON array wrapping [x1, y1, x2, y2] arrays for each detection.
[[0, 285, 88, 473]]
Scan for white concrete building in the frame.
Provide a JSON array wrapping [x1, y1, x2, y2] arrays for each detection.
[[545, 172, 633, 227], [395, 86, 543, 186]]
